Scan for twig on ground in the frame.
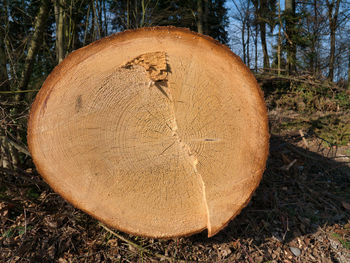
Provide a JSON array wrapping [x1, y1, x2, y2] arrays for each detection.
[[299, 129, 309, 148], [0, 89, 39, 94], [0, 167, 47, 188], [99, 223, 186, 263], [0, 136, 31, 156], [280, 159, 297, 171], [286, 144, 324, 162]]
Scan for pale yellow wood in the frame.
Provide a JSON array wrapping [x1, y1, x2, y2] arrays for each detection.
[[28, 27, 269, 238]]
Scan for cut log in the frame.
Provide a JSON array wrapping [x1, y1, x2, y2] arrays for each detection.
[[27, 27, 269, 238]]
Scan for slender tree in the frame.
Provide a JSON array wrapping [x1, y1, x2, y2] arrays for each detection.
[[285, 0, 296, 74], [297, 0, 328, 76], [110, 0, 228, 44], [232, 0, 252, 65], [326, 0, 341, 81], [0, 0, 10, 167], [0, 37, 7, 91], [277, 0, 282, 75], [310, 0, 320, 75], [55, 0, 65, 63], [203, 0, 209, 34], [348, 46, 350, 89], [0, 0, 9, 91], [16, 0, 50, 100], [197, 0, 204, 33], [254, 21, 258, 71], [0, 0, 10, 91], [252, 0, 276, 70]]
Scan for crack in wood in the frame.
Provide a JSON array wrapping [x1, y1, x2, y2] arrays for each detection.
[[122, 51, 211, 234], [166, 89, 211, 235]]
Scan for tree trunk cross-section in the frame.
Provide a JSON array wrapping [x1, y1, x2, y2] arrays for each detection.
[[28, 27, 269, 238]]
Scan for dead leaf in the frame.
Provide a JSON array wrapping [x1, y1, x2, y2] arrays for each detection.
[[341, 201, 350, 211]]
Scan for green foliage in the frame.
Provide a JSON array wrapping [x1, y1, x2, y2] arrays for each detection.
[[2, 226, 33, 238], [335, 92, 350, 108], [272, 82, 349, 114], [206, 0, 229, 44], [26, 187, 40, 199], [311, 115, 350, 147], [266, 79, 350, 146], [109, 0, 229, 44], [331, 233, 350, 250]]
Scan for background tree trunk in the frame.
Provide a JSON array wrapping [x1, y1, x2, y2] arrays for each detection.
[[0, 136, 11, 169], [285, 0, 296, 74], [309, 0, 318, 75], [242, 19, 246, 64], [255, 25, 258, 71], [92, 0, 101, 39], [0, 0, 9, 91], [16, 0, 50, 101], [55, 0, 65, 63], [0, 33, 8, 91], [247, 18, 250, 68], [348, 45, 350, 90], [203, 0, 209, 34], [197, 0, 204, 34], [252, 0, 269, 70], [260, 21, 269, 69], [326, 0, 341, 82], [277, 0, 282, 75]]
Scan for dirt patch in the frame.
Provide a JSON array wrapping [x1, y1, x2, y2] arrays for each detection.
[[1, 101, 349, 262]]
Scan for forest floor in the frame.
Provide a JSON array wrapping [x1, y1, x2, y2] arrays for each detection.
[[1, 81, 350, 262]]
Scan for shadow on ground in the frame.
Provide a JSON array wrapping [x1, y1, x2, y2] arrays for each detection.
[[186, 134, 350, 261], [1, 135, 349, 262]]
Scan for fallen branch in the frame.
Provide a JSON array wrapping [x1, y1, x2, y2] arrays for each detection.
[[255, 72, 340, 90], [0, 136, 31, 156], [0, 89, 39, 94], [299, 129, 309, 148], [99, 223, 186, 263], [285, 144, 324, 162]]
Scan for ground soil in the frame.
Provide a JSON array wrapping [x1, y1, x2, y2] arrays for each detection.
[[1, 88, 349, 262]]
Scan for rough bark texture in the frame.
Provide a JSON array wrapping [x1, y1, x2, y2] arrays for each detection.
[[28, 27, 269, 238], [260, 21, 270, 69], [285, 0, 296, 74], [197, 0, 204, 34], [55, 0, 65, 63]]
